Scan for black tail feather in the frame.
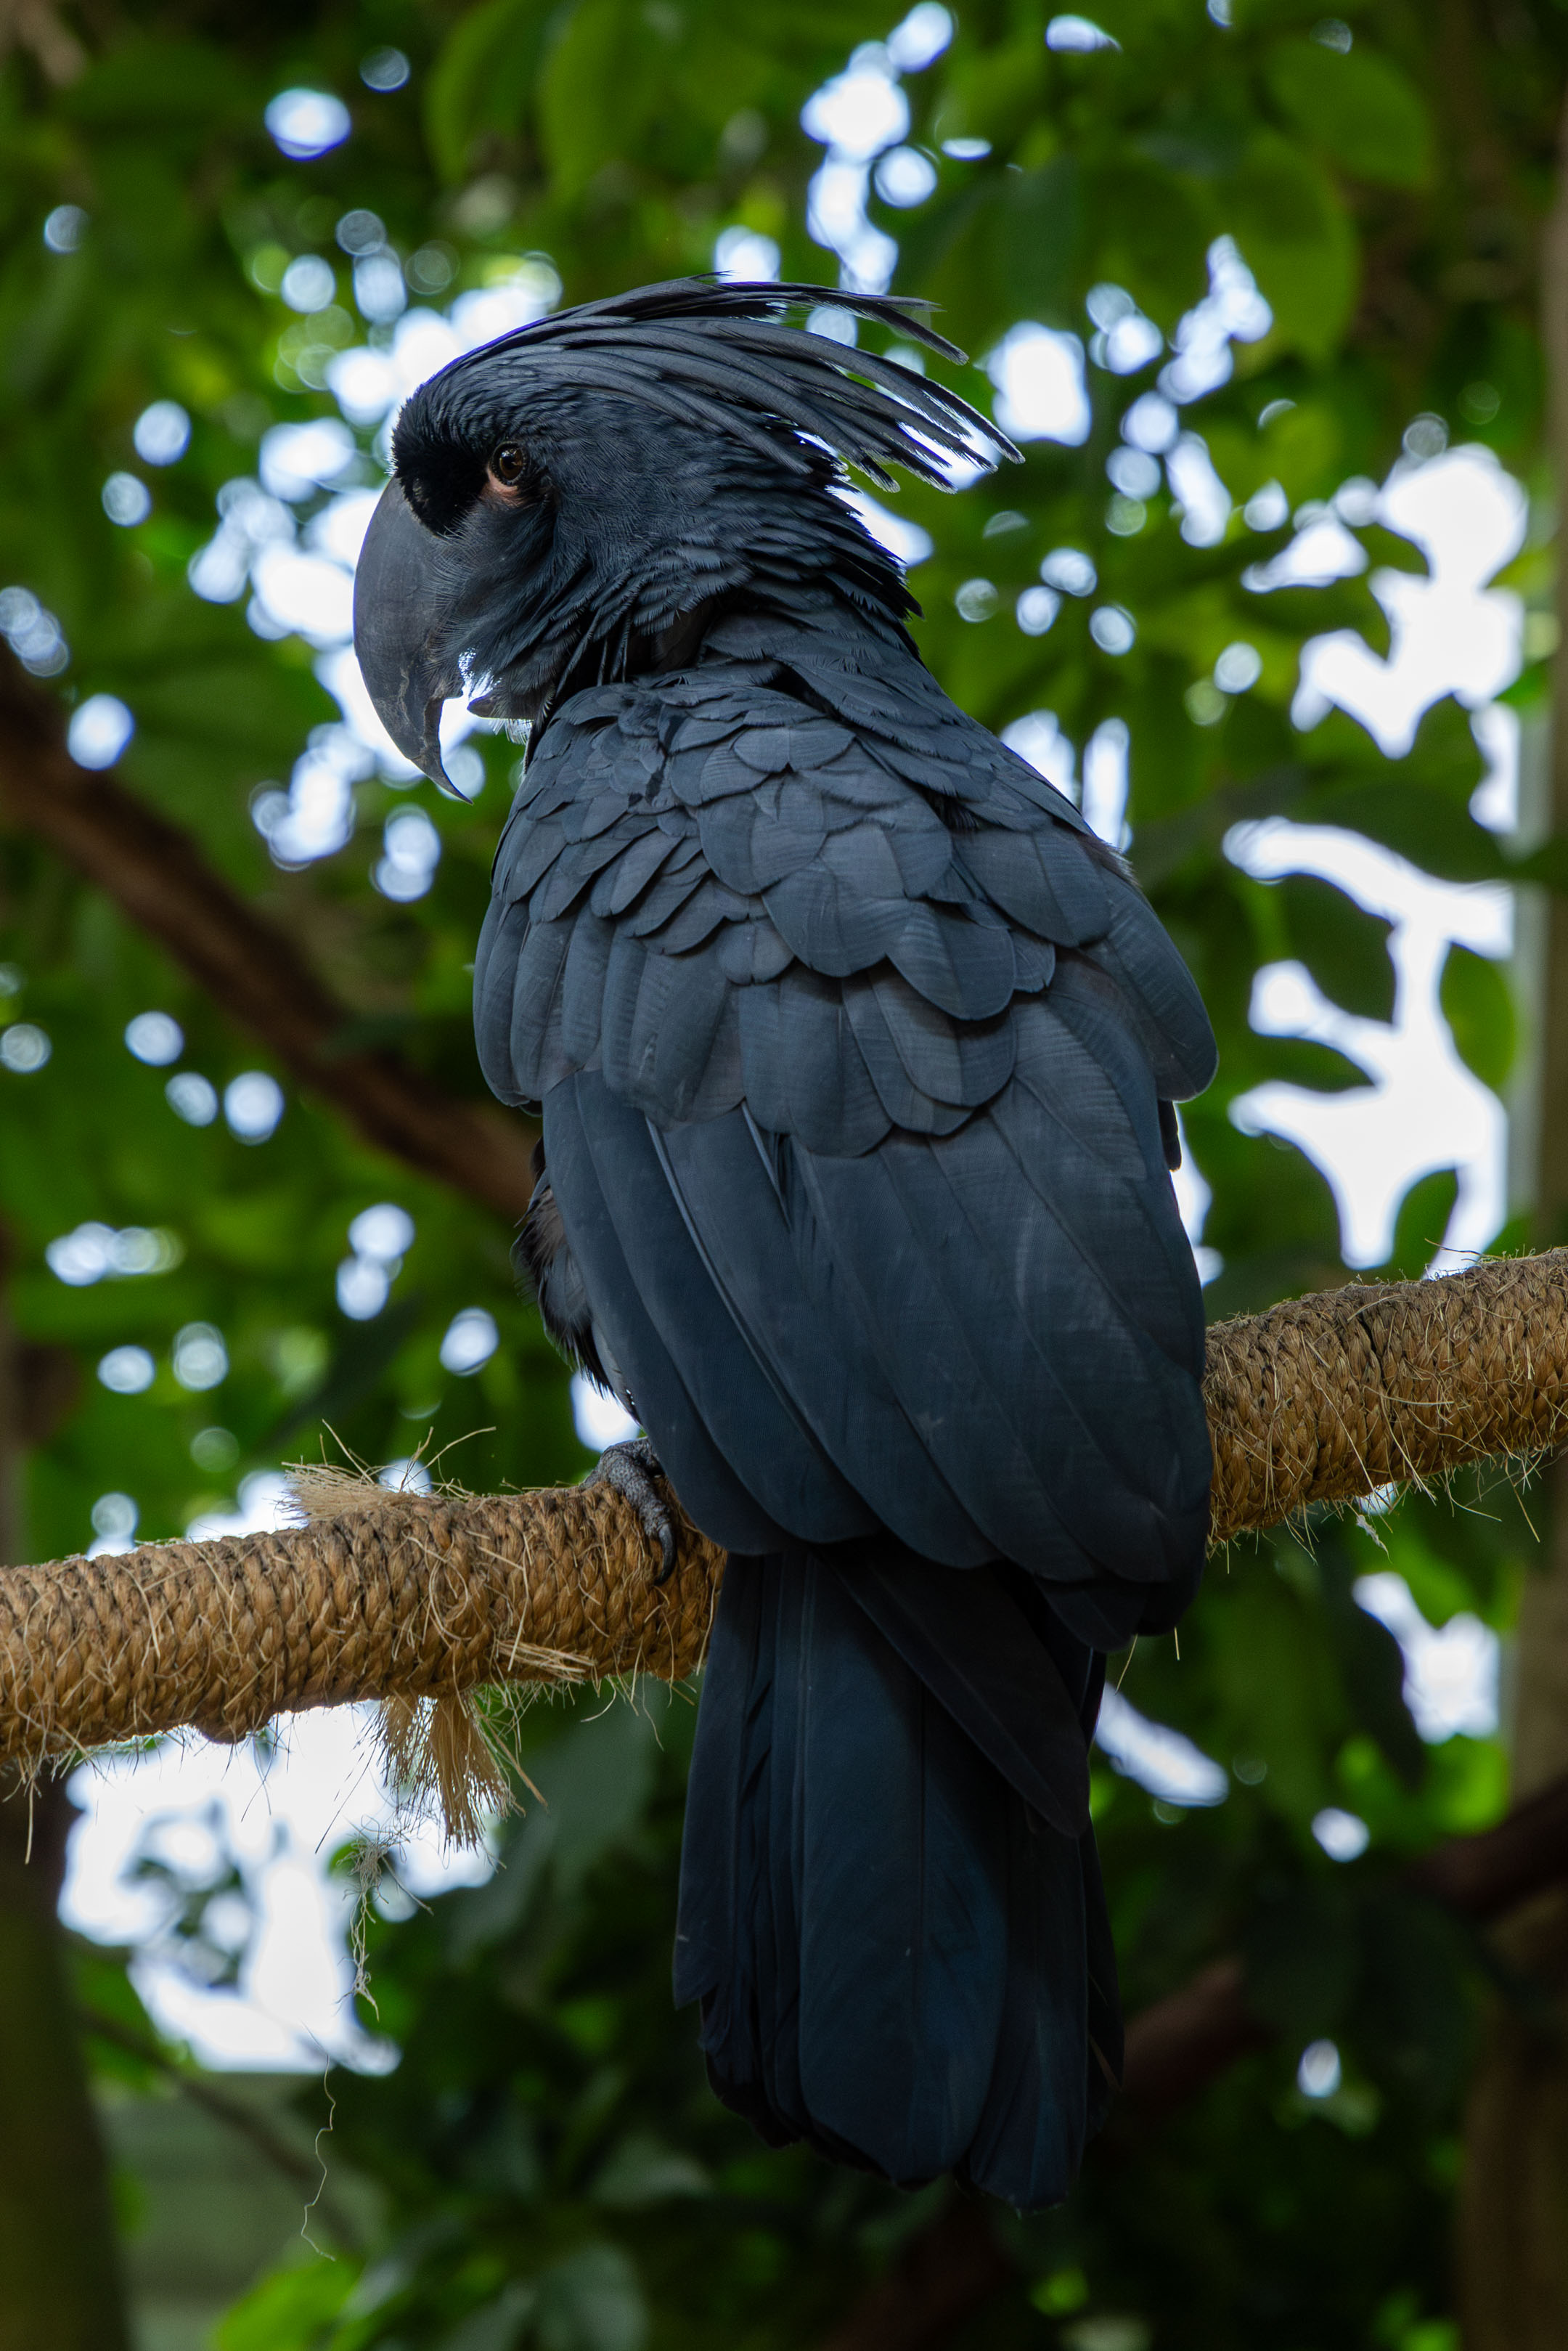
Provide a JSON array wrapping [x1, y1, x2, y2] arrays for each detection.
[[674, 1547, 1118, 2209]]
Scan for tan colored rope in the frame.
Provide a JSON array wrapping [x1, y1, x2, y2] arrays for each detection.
[[1204, 1248, 1568, 1541], [0, 1472, 727, 1768], [2, 1249, 1566, 1769]]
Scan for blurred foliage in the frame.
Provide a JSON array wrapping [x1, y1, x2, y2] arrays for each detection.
[[1, 0, 1564, 2344]]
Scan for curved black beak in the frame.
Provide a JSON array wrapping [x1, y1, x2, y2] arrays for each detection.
[[353, 480, 466, 793]]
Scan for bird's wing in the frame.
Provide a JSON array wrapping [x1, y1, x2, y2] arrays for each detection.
[[475, 660, 1214, 1134], [477, 665, 1214, 1619]]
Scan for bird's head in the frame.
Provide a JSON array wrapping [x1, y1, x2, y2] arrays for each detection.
[[352, 279, 1016, 789]]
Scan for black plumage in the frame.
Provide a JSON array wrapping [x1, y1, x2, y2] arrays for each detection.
[[352, 277, 1217, 2210]]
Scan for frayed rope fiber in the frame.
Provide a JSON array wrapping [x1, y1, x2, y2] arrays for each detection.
[[3, 1250, 1567, 1773]]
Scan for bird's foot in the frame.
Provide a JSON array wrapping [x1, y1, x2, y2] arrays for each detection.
[[585, 1438, 678, 1584]]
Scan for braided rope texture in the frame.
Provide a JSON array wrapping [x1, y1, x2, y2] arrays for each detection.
[[1205, 1249, 1568, 1542], [3, 1250, 1565, 1764], [0, 1479, 726, 1766]]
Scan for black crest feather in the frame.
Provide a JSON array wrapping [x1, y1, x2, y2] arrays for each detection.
[[410, 278, 1020, 494]]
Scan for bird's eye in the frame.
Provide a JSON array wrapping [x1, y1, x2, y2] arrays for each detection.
[[491, 444, 526, 486]]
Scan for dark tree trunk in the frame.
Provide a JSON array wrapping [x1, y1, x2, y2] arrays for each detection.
[[1456, 74, 1568, 2351], [0, 1239, 131, 2351], [0, 1775, 131, 2351]]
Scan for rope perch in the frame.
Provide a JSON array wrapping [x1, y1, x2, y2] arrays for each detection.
[[2, 1250, 1567, 1773]]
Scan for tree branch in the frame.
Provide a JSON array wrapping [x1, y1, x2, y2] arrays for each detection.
[[1112, 1774, 1568, 2125], [0, 653, 534, 1223], [77, 2003, 362, 2246]]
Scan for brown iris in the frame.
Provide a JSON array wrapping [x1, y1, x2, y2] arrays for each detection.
[[488, 442, 527, 493]]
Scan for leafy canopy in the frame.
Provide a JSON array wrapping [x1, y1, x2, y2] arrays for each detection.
[[0, 0, 1561, 2343]]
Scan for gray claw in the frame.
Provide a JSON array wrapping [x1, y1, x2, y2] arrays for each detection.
[[586, 1438, 678, 1584]]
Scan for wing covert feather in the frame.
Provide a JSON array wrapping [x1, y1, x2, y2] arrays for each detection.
[[476, 661, 1212, 1144]]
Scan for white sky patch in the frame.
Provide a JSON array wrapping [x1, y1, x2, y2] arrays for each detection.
[[1159, 235, 1272, 406], [264, 89, 351, 162], [1355, 1572, 1500, 1741], [1299, 2039, 1342, 2098], [838, 485, 934, 569], [376, 804, 443, 901], [875, 147, 939, 207], [1087, 286, 1163, 376], [986, 323, 1091, 446], [886, 4, 953, 70], [1166, 432, 1231, 547], [63, 1706, 491, 2071], [315, 645, 421, 781], [1471, 702, 1520, 833], [1291, 448, 1526, 754], [1169, 1109, 1221, 1284], [1081, 717, 1130, 847], [251, 724, 373, 865], [1198, 442, 1526, 1751], [258, 418, 356, 502], [1095, 1687, 1228, 1806], [1000, 710, 1077, 799], [713, 226, 781, 282], [248, 542, 354, 645], [799, 25, 952, 294], [1215, 440, 1527, 1274], [441, 1306, 500, 1375], [68, 693, 135, 770], [1312, 1806, 1371, 1861], [807, 158, 899, 294], [573, 1370, 640, 1451], [324, 275, 560, 428], [801, 57, 910, 158], [306, 486, 382, 570], [1245, 512, 1369, 592], [1046, 15, 1119, 52], [1227, 822, 1511, 1266]]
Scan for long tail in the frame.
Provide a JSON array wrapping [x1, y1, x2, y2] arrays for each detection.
[[673, 1545, 1120, 2209]]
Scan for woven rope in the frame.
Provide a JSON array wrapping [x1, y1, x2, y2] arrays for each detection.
[[3, 1250, 1566, 1767], [1204, 1249, 1568, 1541]]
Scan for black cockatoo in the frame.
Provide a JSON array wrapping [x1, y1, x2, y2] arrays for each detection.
[[353, 279, 1216, 2212]]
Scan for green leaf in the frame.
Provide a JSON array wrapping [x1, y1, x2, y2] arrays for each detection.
[[1318, 1534, 1426, 1791], [1301, 783, 1507, 883], [532, 2244, 647, 2351], [1265, 38, 1434, 191], [1440, 943, 1516, 1092], [1222, 131, 1357, 362], [1276, 873, 1395, 1022], [1206, 1565, 1342, 1824], [64, 38, 250, 131], [422, 0, 559, 182], [894, 158, 1083, 347], [1357, 1888, 1473, 2110], [214, 2255, 361, 2351], [1381, 1168, 1461, 1281], [1245, 1878, 1358, 2038], [1253, 1036, 1375, 1094], [1082, 153, 1214, 329], [537, 0, 673, 202], [440, 2283, 538, 2350]]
